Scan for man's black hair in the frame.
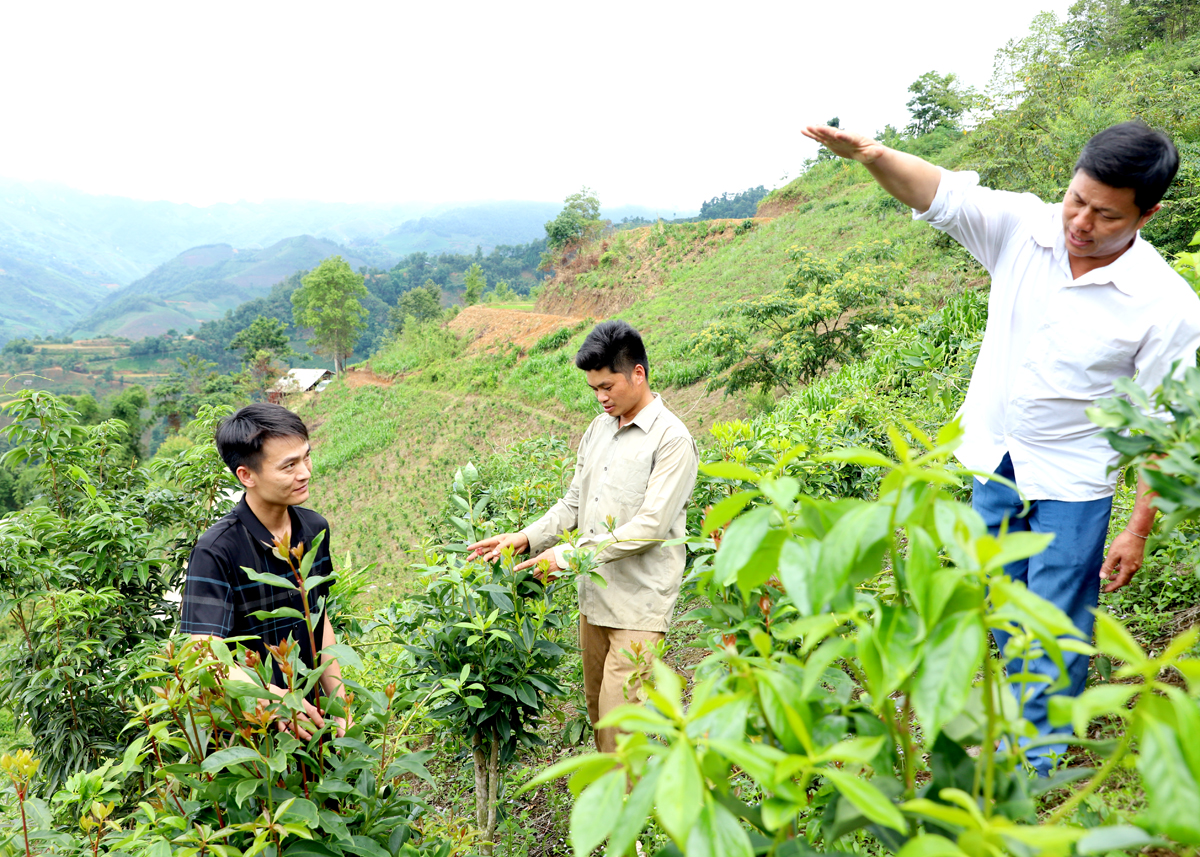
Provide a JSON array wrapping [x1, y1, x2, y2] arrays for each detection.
[[216, 403, 309, 476], [575, 320, 650, 381], [1074, 121, 1179, 214]]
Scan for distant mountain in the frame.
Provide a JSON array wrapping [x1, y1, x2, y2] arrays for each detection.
[[0, 176, 691, 343], [0, 178, 426, 341], [70, 236, 378, 340], [378, 203, 689, 256]]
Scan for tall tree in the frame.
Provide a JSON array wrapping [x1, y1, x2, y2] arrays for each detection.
[[463, 263, 486, 307], [906, 71, 972, 135], [228, 316, 295, 361], [544, 186, 602, 252], [291, 256, 368, 373]]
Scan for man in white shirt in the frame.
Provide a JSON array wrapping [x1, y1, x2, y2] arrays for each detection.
[[803, 121, 1200, 774], [466, 321, 699, 752]]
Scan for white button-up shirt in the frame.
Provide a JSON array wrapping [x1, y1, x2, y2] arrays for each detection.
[[917, 168, 1200, 500]]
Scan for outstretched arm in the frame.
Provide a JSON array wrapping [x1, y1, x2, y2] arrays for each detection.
[[802, 125, 942, 213]]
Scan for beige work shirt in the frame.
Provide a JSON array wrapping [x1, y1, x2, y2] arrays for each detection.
[[520, 394, 699, 633]]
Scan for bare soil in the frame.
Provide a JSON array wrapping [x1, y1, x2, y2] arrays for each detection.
[[339, 366, 395, 388], [447, 306, 584, 354]]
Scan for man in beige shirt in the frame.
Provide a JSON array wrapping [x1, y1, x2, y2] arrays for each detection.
[[468, 320, 699, 752]]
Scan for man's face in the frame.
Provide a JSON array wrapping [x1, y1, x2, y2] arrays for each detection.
[[585, 366, 645, 420], [237, 435, 312, 506], [1061, 170, 1159, 265]]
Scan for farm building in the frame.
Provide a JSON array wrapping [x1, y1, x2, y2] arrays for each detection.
[[268, 368, 333, 403]]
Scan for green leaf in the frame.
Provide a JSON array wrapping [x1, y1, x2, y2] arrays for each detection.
[[822, 769, 905, 833], [279, 798, 320, 826], [200, 746, 262, 773], [700, 461, 761, 483], [1094, 612, 1147, 668], [1076, 826, 1163, 854], [655, 740, 703, 845], [913, 613, 985, 741], [321, 643, 363, 670], [342, 836, 391, 857], [606, 766, 659, 857], [235, 777, 261, 807], [251, 607, 306, 621], [570, 768, 625, 857], [685, 797, 753, 857], [713, 508, 773, 587], [284, 841, 342, 857], [519, 754, 617, 796], [331, 737, 380, 760], [242, 566, 297, 590], [895, 835, 968, 857], [1137, 713, 1200, 844], [702, 490, 761, 535]]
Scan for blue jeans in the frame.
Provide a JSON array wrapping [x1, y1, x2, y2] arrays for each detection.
[[972, 453, 1113, 776]]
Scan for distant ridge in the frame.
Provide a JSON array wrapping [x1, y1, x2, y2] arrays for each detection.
[[70, 235, 378, 340]]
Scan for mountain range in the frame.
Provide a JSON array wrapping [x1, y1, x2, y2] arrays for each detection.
[[0, 177, 678, 343]]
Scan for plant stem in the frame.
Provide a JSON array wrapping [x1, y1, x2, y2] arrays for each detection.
[[17, 791, 31, 857], [486, 733, 500, 856], [979, 642, 998, 816], [1046, 706, 1138, 825]]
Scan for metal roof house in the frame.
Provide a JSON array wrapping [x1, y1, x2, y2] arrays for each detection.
[[267, 368, 334, 402]]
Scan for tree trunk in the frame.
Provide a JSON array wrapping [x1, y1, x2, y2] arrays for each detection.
[[485, 735, 500, 853], [471, 733, 487, 839]]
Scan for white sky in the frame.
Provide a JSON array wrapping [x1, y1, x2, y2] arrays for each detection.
[[0, 0, 1074, 211]]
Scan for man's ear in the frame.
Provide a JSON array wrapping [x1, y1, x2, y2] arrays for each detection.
[[235, 465, 256, 490], [1137, 203, 1162, 230], [631, 364, 647, 386]]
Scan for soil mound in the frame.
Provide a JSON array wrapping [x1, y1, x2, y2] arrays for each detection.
[[447, 306, 584, 353]]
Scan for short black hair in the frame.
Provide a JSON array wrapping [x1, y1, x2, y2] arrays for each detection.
[[1074, 121, 1179, 214], [216, 403, 309, 476], [575, 320, 649, 381]]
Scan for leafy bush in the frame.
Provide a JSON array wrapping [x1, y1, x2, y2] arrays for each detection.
[[0, 393, 237, 793], [529, 422, 1200, 854], [692, 241, 917, 395]]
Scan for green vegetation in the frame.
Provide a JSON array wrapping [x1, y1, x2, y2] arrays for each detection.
[[292, 256, 370, 374], [3, 5, 1200, 854], [693, 240, 918, 394], [697, 186, 770, 220]]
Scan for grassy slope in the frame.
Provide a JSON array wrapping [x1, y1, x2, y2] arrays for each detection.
[[296, 158, 982, 589]]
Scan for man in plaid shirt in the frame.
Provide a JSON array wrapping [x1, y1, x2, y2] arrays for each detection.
[[181, 403, 349, 738]]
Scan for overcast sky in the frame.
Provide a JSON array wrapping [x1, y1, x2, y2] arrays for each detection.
[[0, 0, 1074, 211]]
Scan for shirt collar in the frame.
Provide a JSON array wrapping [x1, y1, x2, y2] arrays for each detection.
[[616, 392, 664, 433], [1033, 203, 1142, 296], [234, 496, 304, 551]]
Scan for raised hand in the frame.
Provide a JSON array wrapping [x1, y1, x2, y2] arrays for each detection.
[[802, 125, 886, 165]]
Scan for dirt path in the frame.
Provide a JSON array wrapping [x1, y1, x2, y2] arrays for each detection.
[[340, 366, 395, 388]]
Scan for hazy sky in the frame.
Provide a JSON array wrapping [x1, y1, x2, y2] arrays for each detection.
[[0, 1, 1074, 211]]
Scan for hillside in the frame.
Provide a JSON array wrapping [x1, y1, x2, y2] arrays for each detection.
[[296, 13, 1200, 576], [293, 166, 972, 577], [69, 236, 381, 339]]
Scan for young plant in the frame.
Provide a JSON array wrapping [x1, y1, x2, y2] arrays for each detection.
[[524, 420, 1200, 855]]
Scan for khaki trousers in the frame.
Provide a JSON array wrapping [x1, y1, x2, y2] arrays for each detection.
[[579, 614, 665, 753]]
